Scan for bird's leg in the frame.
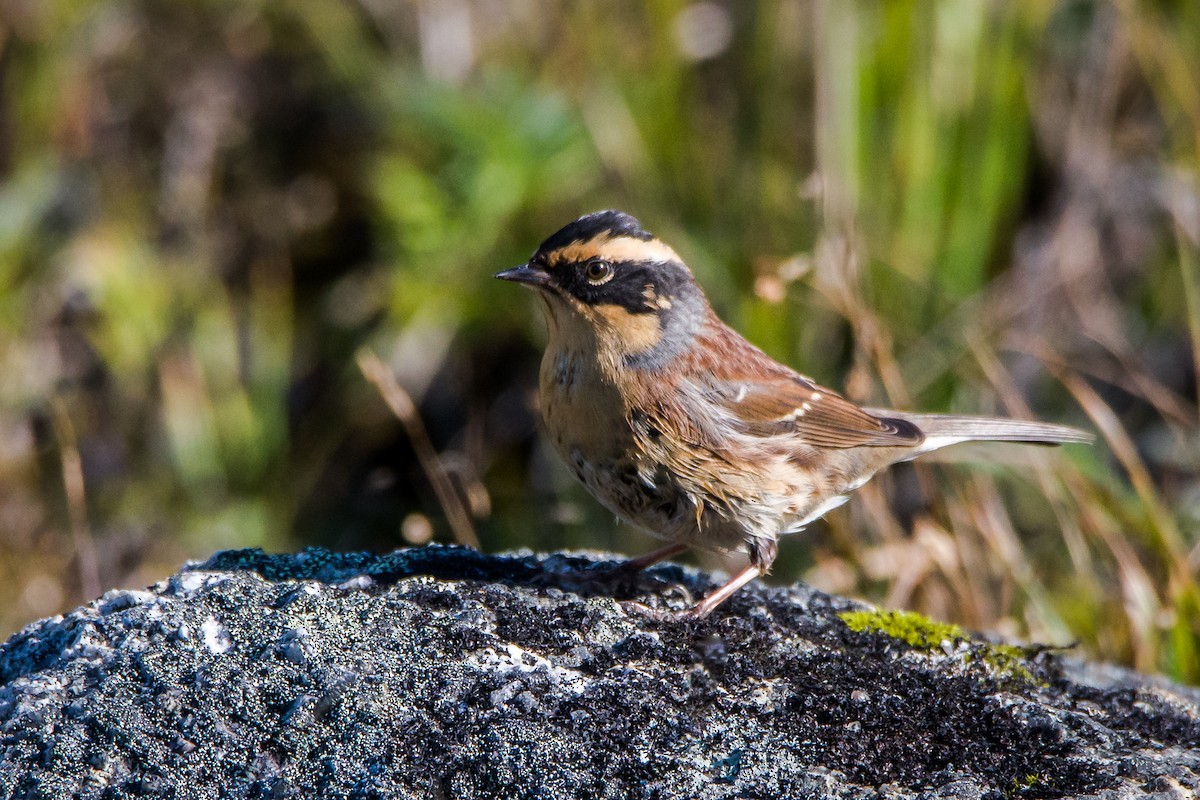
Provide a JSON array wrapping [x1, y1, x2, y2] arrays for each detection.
[[685, 538, 777, 619], [557, 542, 689, 597], [686, 565, 762, 618], [610, 542, 689, 575], [582, 542, 688, 587]]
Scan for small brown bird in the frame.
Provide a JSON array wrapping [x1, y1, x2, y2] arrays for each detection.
[[497, 211, 1090, 617]]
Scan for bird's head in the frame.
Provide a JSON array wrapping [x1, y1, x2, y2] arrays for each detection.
[[496, 210, 708, 367]]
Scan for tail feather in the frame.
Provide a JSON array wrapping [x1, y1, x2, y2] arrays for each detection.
[[864, 409, 1094, 454]]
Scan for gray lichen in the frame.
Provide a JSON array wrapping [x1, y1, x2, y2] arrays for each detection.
[[0, 546, 1197, 799]]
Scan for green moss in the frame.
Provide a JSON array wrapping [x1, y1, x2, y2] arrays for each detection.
[[838, 609, 966, 651], [976, 643, 1037, 686], [838, 608, 1039, 685], [1007, 772, 1043, 798]]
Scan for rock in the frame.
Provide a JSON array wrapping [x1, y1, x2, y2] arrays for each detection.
[[0, 545, 1197, 799]]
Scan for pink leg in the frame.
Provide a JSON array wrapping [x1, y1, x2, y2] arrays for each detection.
[[685, 537, 777, 618], [564, 542, 687, 588], [616, 542, 689, 573], [686, 564, 763, 618]]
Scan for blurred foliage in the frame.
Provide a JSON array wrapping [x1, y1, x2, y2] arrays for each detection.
[[0, 0, 1197, 682]]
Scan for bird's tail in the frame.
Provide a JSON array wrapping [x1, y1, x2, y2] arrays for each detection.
[[864, 410, 1093, 456]]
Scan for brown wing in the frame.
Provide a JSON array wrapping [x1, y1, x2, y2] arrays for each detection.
[[684, 322, 924, 449], [709, 375, 923, 448]]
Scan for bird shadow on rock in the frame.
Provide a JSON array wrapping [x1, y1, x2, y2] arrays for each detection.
[[192, 544, 711, 612]]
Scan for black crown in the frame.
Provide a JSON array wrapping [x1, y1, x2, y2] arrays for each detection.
[[536, 210, 653, 254]]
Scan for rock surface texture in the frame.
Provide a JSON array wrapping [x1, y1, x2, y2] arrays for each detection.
[[0, 546, 1197, 799]]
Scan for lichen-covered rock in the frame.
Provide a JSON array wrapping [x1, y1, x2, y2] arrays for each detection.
[[0, 546, 1197, 799]]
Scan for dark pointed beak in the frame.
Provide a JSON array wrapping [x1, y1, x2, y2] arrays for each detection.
[[494, 262, 551, 287]]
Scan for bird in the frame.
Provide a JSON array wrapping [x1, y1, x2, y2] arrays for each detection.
[[496, 210, 1091, 618]]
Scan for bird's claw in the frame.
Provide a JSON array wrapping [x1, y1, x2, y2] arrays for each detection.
[[617, 600, 704, 622]]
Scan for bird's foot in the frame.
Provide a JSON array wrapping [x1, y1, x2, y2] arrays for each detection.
[[618, 600, 692, 622]]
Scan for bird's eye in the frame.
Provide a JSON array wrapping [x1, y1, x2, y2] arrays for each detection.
[[584, 258, 614, 284]]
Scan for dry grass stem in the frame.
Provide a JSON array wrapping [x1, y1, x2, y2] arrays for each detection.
[[357, 348, 480, 549], [49, 397, 101, 601]]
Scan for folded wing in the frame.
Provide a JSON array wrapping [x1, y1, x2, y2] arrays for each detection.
[[701, 372, 925, 449]]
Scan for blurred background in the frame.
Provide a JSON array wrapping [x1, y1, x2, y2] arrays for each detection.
[[0, 0, 1197, 682]]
